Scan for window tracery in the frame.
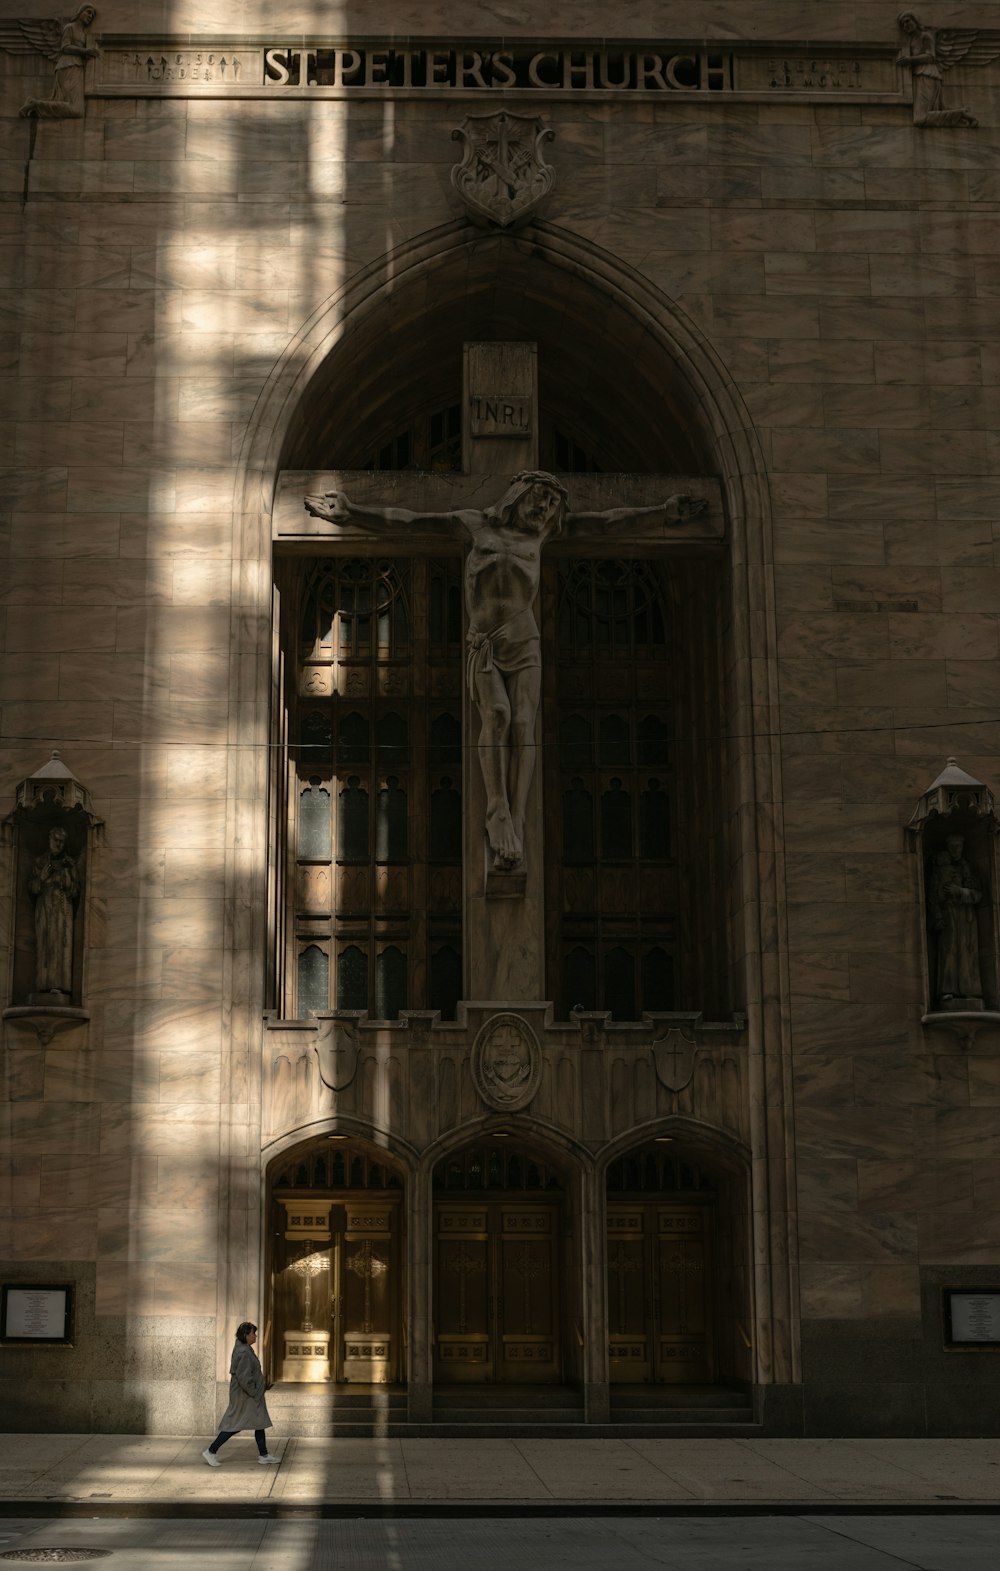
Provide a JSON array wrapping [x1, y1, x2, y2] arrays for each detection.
[[544, 558, 675, 1021], [287, 555, 463, 1021]]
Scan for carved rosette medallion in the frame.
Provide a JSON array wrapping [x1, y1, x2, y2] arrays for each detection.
[[451, 111, 555, 229], [470, 1011, 542, 1111]]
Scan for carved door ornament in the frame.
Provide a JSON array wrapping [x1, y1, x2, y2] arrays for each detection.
[[314, 1010, 363, 1091], [451, 110, 555, 229], [907, 757, 1000, 1038], [471, 1011, 542, 1111], [652, 1023, 698, 1093], [2, 751, 102, 1042]]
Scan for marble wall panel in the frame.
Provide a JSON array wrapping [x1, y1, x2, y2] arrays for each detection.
[[796, 1101, 914, 1164], [789, 995, 913, 1054], [968, 1059, 1000, 1107], [95, 1260, 217, 1316], [857, 1161, 974, 1214], [43, 1049, 159, 1105], [0, 655, 60, 703], [118, 513, 234, 559], [3, 1047, 44, 1101], [97, 1205, 217, 1263], [918, 1108, 1000, 1164], [919, 1214, 1000, 1264], [11, 1208, 98, 1260], [799, 1212, 918, 1265], [883, 517, 994, 567], [800, 1262, 864, 1318], [786, 950, 850, 1001], [772, 517, 885, 566], [0, 378, 72, 422], [796, 1156, 859, 1215]]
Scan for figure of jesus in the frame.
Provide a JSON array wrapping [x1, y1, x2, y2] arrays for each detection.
[[305, 471, 706, 874]]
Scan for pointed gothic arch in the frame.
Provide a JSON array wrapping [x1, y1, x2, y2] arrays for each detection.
[[227, 218, 797, 1405]]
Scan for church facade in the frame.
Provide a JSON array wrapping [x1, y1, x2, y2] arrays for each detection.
[[2, 3, 1000, 1438]]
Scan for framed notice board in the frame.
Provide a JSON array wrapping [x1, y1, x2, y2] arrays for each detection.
[[1, 1283, 74, 1345], [943, 1289, 1000, 1351]]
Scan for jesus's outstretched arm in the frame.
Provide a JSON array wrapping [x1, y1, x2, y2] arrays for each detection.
[[304, 490, 477, 540], [565, 494, 708, 535]]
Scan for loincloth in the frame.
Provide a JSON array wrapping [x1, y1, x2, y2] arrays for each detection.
[[466, 608, 540, 689]]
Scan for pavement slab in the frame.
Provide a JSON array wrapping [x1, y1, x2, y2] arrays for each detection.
[[0, 1434, 998, 1509]]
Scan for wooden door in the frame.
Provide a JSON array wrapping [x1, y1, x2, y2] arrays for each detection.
[[608, 1202, 712, 1383], [435, 1201, 560, 1382]]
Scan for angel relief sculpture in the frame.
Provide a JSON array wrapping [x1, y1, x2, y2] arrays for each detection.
[[896, 11, 1000, 128], [0, 7, 98, 119]]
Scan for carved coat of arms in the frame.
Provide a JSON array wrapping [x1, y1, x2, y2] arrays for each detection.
[[451, 111, 555, 229], [314, 1012, 361, 1092], [471, 1011, 542, 1111]]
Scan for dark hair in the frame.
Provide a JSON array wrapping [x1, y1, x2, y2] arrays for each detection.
[[235, 1321, 257, 1343]]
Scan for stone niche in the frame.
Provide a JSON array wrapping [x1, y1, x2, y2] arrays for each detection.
[[2, 752, 101, 1039], [908, 759, 1000, 1032]]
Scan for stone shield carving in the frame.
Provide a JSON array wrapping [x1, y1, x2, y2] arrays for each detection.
[[314, 1014, 360, 1092], [471, 1012, 542, 1111], [652, 1026, 697, 1093], [451, 111, 555, 229]]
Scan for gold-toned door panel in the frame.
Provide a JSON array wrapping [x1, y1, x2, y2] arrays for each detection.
[[608, 1202, 713, 1385], [276, 1194, 401, 1384], [435, 1201, 561, 1384]]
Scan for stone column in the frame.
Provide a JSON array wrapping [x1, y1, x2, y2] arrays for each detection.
[[406, 1164, 433, 1421], [582, 1163, 610, 1423]]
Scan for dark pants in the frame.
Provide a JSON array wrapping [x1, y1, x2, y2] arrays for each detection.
[[208, 1428, 268, 1456]]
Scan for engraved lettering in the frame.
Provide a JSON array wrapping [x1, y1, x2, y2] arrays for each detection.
[[335, 48, 363, 85], [665, 53, 697, 89], [490, 50, 516, 88], [289, 47, 316, 86], [638, 53, 667, 90], [528, 52, 560, 88], [459, 50, 488, 88], [264, 49, 289, 85], [562, 50, 594, 89], [598, 50, 633, 89], [368, 49, 391, 86]]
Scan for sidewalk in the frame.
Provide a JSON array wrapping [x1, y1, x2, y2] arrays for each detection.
[[0, 1434, 998, 1509]]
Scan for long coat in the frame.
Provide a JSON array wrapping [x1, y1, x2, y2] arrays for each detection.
[[218, 1340, 272, 1433]]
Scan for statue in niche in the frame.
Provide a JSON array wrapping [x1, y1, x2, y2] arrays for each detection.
[[305, 472, 706, 876], [928, 833, 983, 1009], [895, 13, 997, 128], [1, 8, 100, 120], [28, 825, 80, 999]]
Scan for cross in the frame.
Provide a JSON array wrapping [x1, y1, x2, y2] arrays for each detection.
[[276, 341, 721, 1001]]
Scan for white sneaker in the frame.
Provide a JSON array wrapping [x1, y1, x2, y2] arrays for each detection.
[[202, 1449, 221, 1467], [258, 1453, 281, 1465]]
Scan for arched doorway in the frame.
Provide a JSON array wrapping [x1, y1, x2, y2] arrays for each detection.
[[266, 1134, 407, 1386], [605, 1137, 752, 1391], [432, 1138, 580, 1386]]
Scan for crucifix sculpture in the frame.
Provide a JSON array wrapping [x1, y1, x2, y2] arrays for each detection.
[[282, 339, 720, 998], [305, 471, 704, 876]]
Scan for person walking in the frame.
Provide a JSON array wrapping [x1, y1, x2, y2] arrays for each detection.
[[202, 1321, 280, 1467]]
